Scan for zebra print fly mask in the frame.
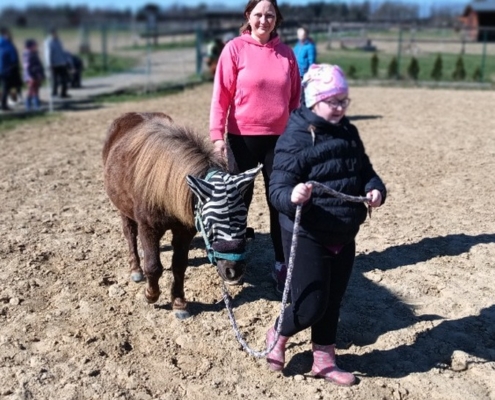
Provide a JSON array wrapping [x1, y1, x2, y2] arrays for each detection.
[[186, 165, 262, 265]]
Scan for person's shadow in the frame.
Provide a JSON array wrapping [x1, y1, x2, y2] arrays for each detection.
[[284, 304, 495, 379], [280, 233, 495, 377], [339, 304, 495, 378], [340, 233, 495, 347]]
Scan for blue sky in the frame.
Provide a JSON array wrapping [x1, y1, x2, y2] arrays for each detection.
[[0, 0, 470, 13]]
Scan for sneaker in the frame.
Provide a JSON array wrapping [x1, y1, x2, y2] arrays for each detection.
[[272, 262, 287, 294]]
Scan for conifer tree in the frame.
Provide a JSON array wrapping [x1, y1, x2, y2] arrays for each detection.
[[407, 57, 420, 81], [472, 66, 482, 82], [430, 54, 443, 81], [387, 57, 398, 79], [452, 55, 466, 80], [347, 65, 357, 79], [371, 53, 379, 78]]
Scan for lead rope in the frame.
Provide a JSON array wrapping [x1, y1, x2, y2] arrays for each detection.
[[221, 181, 370, 357]]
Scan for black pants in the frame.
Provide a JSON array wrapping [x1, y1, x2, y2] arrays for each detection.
[[1, 73, 14, 109], [227, 133, 284, 263], [51, 66, 68, 97], [279, 227, 355, 345]]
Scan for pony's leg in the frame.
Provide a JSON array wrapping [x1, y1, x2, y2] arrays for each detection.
[[170, 226, 196, 319], [138, 223, 164, 304], [120, 213, 143, 282]]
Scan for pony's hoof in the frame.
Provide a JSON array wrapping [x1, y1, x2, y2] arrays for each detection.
[[144, 288, 160, 304], [174, 309, 191, 320], [130, 271, 144, 282]]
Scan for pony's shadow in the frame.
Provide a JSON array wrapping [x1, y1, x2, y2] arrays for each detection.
[[348, 115, 383, 121], [154, 300, 224, 315]]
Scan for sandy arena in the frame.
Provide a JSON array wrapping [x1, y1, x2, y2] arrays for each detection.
[[1, 84, 494, 400]]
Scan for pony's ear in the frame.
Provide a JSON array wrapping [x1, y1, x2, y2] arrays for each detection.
[[231, 164, 263, 195], [186, 175, 215, 202]]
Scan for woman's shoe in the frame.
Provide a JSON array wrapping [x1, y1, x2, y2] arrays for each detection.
[[266, 327, 289, 371], [311, 343, 356, 386]]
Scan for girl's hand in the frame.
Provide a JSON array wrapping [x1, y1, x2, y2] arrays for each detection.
[[291, 183, 313, 205], [213, 140, 226, 158], [366, 189, 382, 207]]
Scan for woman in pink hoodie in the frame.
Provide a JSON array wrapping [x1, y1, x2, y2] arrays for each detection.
[[210, 0, 301, 290]]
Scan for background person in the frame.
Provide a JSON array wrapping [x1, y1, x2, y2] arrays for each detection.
[[209, 0, 301, 292], [205, 37, 225, 80], [22, 39, 45, 110], [65, 51, 83, 89], [0, 27, 19, 111], [267, 64, 387, 385], [44, 28, 70, 98], [293, 26, 317, 78]]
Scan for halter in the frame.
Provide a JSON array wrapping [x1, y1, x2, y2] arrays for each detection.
[[194, 169, 247, 266]]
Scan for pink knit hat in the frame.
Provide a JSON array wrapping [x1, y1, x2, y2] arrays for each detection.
[[302, 64, 349, 108]]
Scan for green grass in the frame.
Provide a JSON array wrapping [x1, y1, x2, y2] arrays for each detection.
[[318, 49, 495, 82], [93, 75, 205, 104], [82, 53, 139, 77], [119, 39, 196, 51], [0, 112, 60, 135]]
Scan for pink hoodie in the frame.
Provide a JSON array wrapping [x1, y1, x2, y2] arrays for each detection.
[[209, 33, 301, 142]]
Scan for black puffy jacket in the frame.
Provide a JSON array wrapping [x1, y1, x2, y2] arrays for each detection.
[[269, 104, 387, 245]]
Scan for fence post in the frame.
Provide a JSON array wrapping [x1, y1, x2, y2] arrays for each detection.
[[195, 27, 203, 77], [327, 23, 332, 50], [101, 24, 108, 72], [396, 25, 403, 79], [480, 29, 487, 82]]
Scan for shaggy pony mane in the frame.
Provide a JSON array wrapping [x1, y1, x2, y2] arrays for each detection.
[[104, 112, 224, 225]]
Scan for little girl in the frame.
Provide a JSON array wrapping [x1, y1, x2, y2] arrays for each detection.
[[267, 64, 387, 385], [22, 39, 45, 110]]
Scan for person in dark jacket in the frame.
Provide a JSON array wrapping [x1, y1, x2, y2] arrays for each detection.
[[0, 27, 20, 111], [265, 64, 386, 386], [65, 51, 83, 88], [22, 39, 45, 110], [44, 28, 70, 98]]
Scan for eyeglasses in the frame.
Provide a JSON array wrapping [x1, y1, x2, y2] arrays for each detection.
[[322, 98, 351, 109], [251, 12, 276, 21]]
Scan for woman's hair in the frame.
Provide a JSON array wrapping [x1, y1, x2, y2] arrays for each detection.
[[239, 0, 284, 35]]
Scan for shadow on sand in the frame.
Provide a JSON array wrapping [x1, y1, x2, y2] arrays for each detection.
[[204, 231, 495, 378]]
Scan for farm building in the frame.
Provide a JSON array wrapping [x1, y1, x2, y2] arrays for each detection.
[[459, 1, 495, 41]]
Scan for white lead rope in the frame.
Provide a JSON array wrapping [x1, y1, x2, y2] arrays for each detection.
[[221, 181, 370, 357]]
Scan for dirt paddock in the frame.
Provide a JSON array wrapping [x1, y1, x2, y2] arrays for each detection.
[[1, 84, 494, 400]]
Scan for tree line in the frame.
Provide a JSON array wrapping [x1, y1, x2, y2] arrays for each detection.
[[0, 1, 465, 29]]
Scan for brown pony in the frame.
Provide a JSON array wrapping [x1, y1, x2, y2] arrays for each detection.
[[103, 112, 261, 319]]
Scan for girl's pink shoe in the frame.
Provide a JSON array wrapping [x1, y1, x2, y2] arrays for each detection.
[[266, 327, 289, 371], [311, 344, 356, 386]]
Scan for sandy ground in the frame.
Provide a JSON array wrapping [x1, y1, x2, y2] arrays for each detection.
[[1, 84, 495, 400]]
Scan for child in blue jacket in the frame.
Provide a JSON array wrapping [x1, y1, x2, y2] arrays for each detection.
[[266, 64, 386, 385], [293, 27, 317, 78]]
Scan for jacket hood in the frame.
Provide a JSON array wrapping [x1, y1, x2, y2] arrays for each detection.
[[239, 31, 280, 48]]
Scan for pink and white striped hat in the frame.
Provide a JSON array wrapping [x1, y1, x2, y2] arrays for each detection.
[[302, 64, 349, 108]]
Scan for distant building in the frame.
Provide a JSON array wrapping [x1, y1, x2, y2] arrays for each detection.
[[459, 1, 495, 41]]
